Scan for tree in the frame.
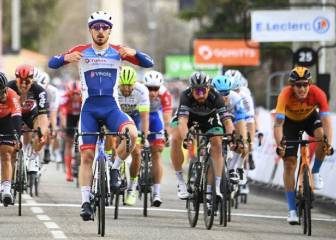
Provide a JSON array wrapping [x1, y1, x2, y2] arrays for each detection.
[[2, 0, 57, 52]]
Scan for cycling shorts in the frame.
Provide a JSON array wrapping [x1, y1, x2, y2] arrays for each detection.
[[0, 114, 16, 145], [66, 114, 80, 137], [79, 96, 133, 150], [148, 111, 165, 146], [283, 110, 322, 158]]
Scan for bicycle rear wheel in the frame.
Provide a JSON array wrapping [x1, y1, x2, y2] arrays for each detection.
[[203, 157, 216, 230], [98, 157, 106, 237], [141, 150, 150, 217], [302, 166, 312, 236], [114, 190, 120, 219], [187, 160, 200, 227]]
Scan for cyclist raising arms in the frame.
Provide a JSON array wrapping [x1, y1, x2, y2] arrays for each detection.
[[48, 11, 154, 221], [117, 66, 150, 206], [274, 66, 333, 224], [0, 73, 22, 206], [171, 72, 234, 199], [143, 70, 173, 206]]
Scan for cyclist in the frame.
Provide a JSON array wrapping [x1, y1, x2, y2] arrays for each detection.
[[48, 10, 154, 221], [211, 75, 248, 184], [8, 64, 49, 173], [34, 68, 60, 164], [170, 72, 234, 200], [143, 70, 172, 207], [227, 69, 255, 186], [0, 72, 22, 206], [274, 66, 333, 224], [59, 80, 82, 182], [117, 66, 150, 206]]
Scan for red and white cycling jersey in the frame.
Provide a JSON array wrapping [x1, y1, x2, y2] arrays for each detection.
[[150, 86, 172, 113], [60, 92, 82, 115], [0, 88, 22, 118]]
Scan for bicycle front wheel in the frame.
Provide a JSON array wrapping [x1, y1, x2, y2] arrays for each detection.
[[203, 157, 216, 230], [302, 166, 312, 236], [187, 159, 200, 227], [98, 157, 106, 237]]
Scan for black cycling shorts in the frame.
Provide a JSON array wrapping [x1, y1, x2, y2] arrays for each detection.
[[0, 114, 16, 146], [22, 108, 39, 129], [66, 114, 80, 137], [283, 110, 322, 158]]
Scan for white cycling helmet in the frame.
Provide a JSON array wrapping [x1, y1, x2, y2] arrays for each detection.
[[143, 70, 163, 87], [34, 68, 50, 88], [88, 11, 113, 28], [225, 69, 243, 90]]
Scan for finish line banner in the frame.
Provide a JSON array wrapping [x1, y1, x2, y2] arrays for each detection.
[[251, 9, 335, 42]]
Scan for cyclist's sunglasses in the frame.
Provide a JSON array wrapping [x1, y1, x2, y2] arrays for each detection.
[[192, 86, 207, 95], [18, 78, 32, 85], [147, 86, 160, 92], [293, 82, 309, 88], [91, 23, 111, 31], [219, 90, 230, 96]]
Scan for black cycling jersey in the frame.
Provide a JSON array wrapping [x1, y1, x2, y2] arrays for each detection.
[[176, 87, 231, 121], [7, 80, 49, 115]]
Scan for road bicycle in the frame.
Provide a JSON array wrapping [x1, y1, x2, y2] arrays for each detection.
[[75, 127, 130, 237]]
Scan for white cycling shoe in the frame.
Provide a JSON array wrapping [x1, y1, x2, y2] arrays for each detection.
[[287, 210, 299, 225], [177, 183, 190, 200]]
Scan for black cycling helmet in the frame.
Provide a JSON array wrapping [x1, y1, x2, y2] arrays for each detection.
[[189, 72, 210, 88], [289, 66, 312, 83], [0, 72, 8, 90]]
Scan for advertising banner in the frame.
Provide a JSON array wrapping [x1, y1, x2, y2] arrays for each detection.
[[251, 9, 335, 42], [193, 39, 260, 66]]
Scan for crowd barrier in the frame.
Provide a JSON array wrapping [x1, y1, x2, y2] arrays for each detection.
[[249, 108, 336, 200]]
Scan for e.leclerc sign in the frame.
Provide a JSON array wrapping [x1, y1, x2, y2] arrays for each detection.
[[251, 9, 335, 42]]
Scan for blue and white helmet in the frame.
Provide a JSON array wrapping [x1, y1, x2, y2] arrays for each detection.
[[225, 69, 243, 90], [211, 75, 232, 93], [88, 11, 113, 28]]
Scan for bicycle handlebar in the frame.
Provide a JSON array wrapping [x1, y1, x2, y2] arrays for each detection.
[[74, 128, 131, 153]]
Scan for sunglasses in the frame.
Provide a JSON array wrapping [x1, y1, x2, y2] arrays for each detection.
[[147, 86, 160, 92], [192, 87, 207, 95], [293, 82, 309, 88], [91, 23, 111, 31], [219, 90, 230, 96], [18, 78, 32, 85]]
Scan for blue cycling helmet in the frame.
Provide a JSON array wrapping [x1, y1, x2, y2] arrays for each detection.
[[211, 75, 232, 92]]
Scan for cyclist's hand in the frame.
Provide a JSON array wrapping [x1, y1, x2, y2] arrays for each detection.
[[64, 51, 83, 63], [182, 138, 192, 149], [119, 46, 136, 57], [14, 140, 22, 150], [323, 143, 334, 156], [276, 145, 286, 157]]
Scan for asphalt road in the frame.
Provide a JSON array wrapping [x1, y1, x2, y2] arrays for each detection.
[[1, 153, 336, 240]]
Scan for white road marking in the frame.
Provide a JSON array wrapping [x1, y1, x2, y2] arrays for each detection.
[[37, 214, 51, 221], [50, 231, 67, 239], [25, 199, 37, 205], [30, 207, 44, 214], [44, 222, 60, 229], [22, 194, 33, 200], [22, 203, 336, 222]]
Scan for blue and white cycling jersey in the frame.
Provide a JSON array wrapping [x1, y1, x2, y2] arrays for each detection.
[[225, 90, 246, 123], [48, 43, 154, 148]]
